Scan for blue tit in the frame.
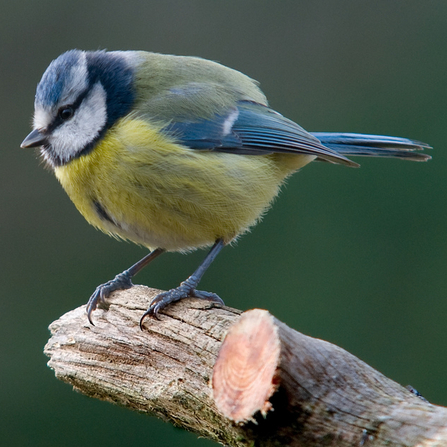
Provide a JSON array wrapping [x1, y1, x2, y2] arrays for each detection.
[[21, 50, 431, 327]]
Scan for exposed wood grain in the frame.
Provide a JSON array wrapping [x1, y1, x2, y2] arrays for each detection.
[[212, 309, 280, 422], [44, 286, 447, 446]]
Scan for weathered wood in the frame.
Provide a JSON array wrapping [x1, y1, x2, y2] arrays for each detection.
[[44, 286, 447, 446]]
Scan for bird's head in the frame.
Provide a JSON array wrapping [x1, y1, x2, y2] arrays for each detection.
[[21, 50, 136, 167]]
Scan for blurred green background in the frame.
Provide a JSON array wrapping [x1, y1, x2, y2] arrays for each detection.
[[1, 1, 446, 445]]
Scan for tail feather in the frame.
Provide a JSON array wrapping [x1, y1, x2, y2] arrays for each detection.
[[312, 132, 431, 162]]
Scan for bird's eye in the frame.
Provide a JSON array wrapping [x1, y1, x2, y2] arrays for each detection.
[[58, 106, 74, 121]]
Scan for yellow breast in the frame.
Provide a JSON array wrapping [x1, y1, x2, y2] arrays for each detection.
[[54, 118, 312, 251]]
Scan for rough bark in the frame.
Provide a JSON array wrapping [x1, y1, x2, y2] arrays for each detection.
[[44, 286, 447, 446]]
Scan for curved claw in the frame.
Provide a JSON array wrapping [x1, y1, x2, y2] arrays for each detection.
[[86, 287, 104, 325], [87, 292, 99, 325], [139, 307, 160, 330], [139, 293, 172, 329], [86, 271, 134, 324], [139, 286, 224, 330]]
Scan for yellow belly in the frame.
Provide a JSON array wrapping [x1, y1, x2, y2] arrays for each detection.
[[54, 118, 313, 251]]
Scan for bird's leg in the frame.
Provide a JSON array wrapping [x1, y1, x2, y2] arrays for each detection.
[[140, 239, 225, 328], [86, 248, 165, 324]]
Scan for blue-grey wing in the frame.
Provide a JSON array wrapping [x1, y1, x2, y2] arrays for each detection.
[[163, 101, 358, 167], [162, 97, 430, 165]]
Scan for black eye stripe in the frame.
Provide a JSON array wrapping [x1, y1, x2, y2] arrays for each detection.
[[47, 86, 92, 133]]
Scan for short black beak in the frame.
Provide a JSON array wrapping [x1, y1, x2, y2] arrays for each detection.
[[21, 129, 48, 148]]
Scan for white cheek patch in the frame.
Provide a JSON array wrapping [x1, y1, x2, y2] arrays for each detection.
[[50, 82, 107, 161]]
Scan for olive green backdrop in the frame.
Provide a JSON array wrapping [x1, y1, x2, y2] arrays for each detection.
[[1, 1, 446, 445]]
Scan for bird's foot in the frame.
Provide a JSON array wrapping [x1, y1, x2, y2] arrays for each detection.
[[140, 278, 224, 328], [86, 271, 134, 324]]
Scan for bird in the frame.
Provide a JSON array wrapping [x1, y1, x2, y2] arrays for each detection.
[[21, 49, 431, 328]]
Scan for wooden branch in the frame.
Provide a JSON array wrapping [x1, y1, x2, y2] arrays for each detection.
[[44, 286, 447, 446]]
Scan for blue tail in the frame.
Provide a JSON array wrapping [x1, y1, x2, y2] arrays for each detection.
[[312, 132, 431, 162]]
